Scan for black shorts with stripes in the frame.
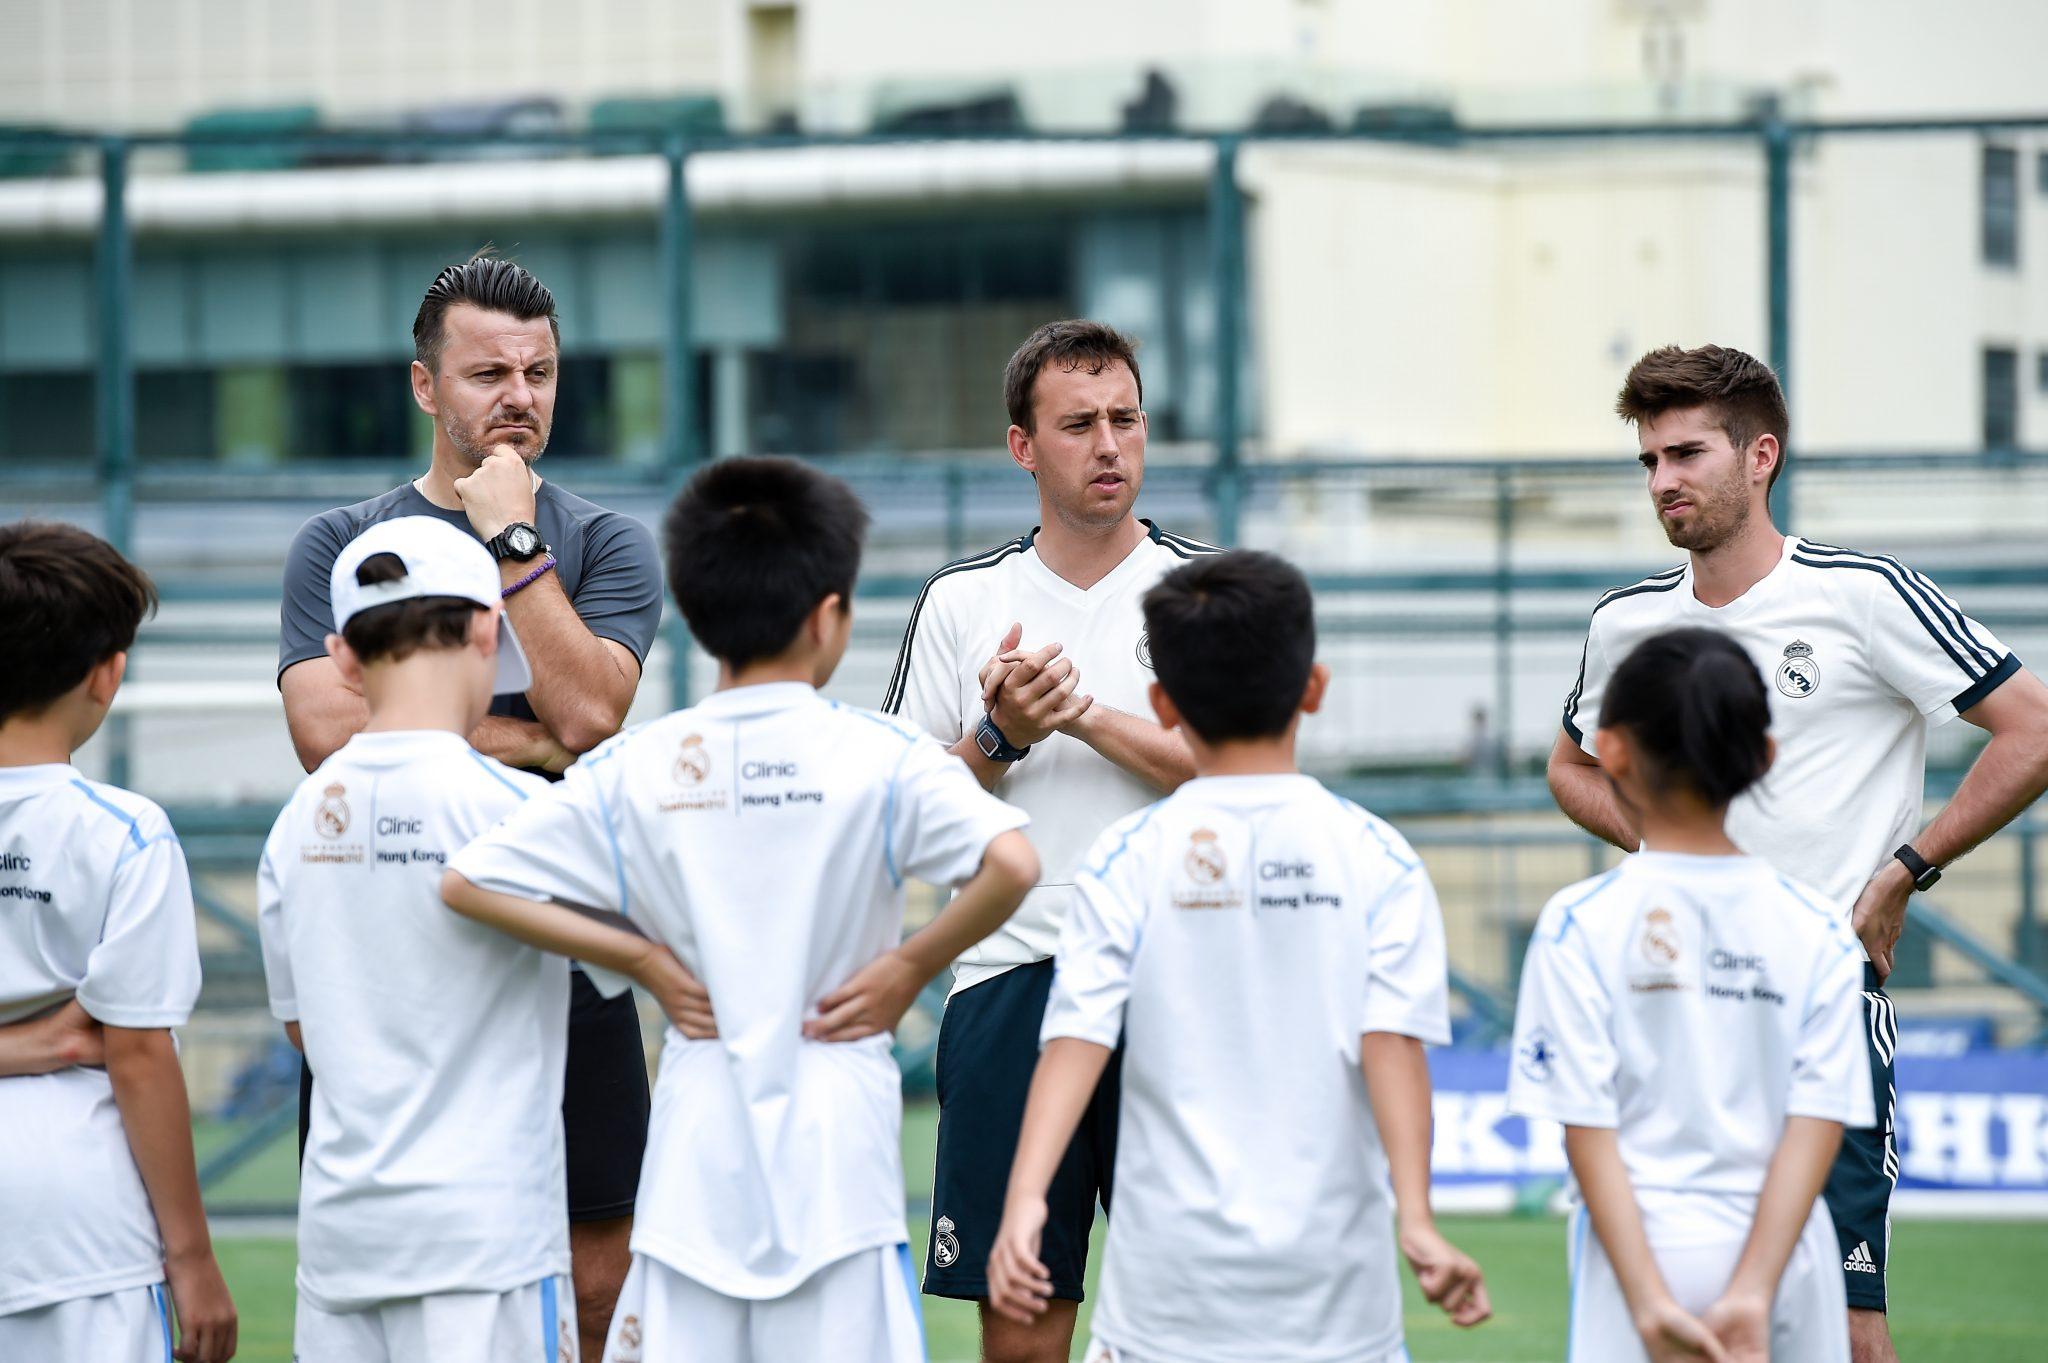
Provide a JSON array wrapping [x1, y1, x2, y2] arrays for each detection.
[[1821, 963, 1898, 1312]]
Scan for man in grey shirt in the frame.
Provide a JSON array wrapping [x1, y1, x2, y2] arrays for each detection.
[[276, 252, 661, 1360]]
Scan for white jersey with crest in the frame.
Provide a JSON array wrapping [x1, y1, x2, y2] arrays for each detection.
[[1042, 774, 1451, 1363], [0, 766, 201, 1316], [884, 521, 1218, 994], [256, 730, 568, 1313], [1563, 535, 2019, 913], [448, 682, 1029, 1299], [1507, 852, 1874, 1202]]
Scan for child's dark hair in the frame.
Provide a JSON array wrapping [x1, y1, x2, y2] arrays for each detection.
[[340, 552, 481, 665], [1598, 627, 1771, 806], [662, 457, 869, 668], [0, 520, 158, 722], [1142, 550, 1315, 741]]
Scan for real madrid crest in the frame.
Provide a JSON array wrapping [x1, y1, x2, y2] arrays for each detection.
[[933, 1215, 960, 1268], [1135, 629, 1153, 670], [1776, 640, 1819, 699], [1184, 828, 1227, 884], [673, 733, 711, 786], [1639, 906, 1681, 966], [315, 782, 350, 839]]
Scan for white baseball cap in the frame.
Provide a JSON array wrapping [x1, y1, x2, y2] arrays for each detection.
[[329, 516, 533, 696]]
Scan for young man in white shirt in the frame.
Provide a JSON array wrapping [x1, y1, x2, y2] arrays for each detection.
[[884, 320, 1214, 1362], [987, 550, 1490, 1363], [1516, 627, 1872, 1363], [1549, 344, 2048, 1363], [261, 515, 659, 1362], [0, 521, 237, 1363], [442, 457, 1039, 1363]]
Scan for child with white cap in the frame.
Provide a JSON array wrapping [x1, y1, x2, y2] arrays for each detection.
[[257, 515, 695, 1363]]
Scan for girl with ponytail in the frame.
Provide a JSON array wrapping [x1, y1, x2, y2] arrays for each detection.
[[1507, 628, 1874, 1363]]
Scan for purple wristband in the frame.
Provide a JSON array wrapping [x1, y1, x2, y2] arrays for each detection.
[[502, 553, 558, 598]]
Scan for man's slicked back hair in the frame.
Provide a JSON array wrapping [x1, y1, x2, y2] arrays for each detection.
[[0, 520, 158, 722], [1003, 320, 1143, 433], [662, 457, 870, 669], [413, 249, 561, 370], [1617, 344, 1791, 489], [1143, 549, 1316, 742]]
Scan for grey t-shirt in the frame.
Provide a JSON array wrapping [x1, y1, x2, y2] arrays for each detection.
[[278, 479, 663, 778]]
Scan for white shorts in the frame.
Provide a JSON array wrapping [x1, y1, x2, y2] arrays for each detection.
[[0, 1282, 172, 1362], [601, 1245, 924, 1363], [1083, 1336, 1408, 1363], [294, 1274, 577, 1363], [1565, 1198, 1848, 1363]]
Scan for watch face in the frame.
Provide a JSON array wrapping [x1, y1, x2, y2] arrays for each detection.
[[506, 525, 540, 556]]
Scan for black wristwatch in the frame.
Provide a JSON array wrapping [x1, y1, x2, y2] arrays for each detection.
[[486, 521, 546, 562], [1893, 844, 1942, 893], [975, 713, 1031, 763]]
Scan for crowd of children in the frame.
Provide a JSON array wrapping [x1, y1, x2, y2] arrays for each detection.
[[1, 455, 1872, 1363]]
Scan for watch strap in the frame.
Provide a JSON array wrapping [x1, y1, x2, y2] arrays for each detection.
[[1892, 843, 1940, 892], [975, 713, 1030, 763]]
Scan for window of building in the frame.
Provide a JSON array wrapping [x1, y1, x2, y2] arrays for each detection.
[[1982, 144, 2019, 267], [288, 363, 416, 460], [2038, 150, 2048, 197], [2037, 350, 2048, 397], [136, 368, 220, 462], [0, 371, 93, 463], [1983, 347, 2019, 449]]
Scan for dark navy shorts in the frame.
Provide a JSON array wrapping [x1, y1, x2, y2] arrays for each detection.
[[923, 958, 1122, 1302], [1821, 963, 1898, 1312], [299, 967, 650, 1223]]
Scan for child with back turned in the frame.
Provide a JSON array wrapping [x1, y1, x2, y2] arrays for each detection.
[[442, 456, 1039, 1363], [1508, 627, 1872, 1363], [986, 549, 1491, 1363], [0, 521, 237, 1363], [257, 515, 667, 1362]]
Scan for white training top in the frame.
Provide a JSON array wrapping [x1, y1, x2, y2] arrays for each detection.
[[0, 765, 201, 1316], [1507, 853, 1874, 1203], [884, 520, 1219, 994], [448, 683, 1029, 1299], [257, 730, 568, 1313], [1563, 535, 2018, 913], [1042, 774, 1451, 1363]]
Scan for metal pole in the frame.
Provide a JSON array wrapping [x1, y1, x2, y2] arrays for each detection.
[[661, 132, 697, 711], [95, 137, 135, 788], [1492, 469, 1513, 781], [662, 132, 697, 477], [1764, 111, 1793, 528], [95, 137, 134, 554], [1208, 135, 1245, 546]]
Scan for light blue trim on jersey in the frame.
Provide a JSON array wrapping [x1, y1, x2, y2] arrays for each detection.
[[466, 748, 530, 802], [825, 700, 924, 888], [895, 1243, 929, 1360], [540, 1275, 558, 1361], [1566, 1205, 1587, 1362], [151, 1283, 173, 1362], [1553, 868, 1625, 945], [1775, 874, 1838, 926], [580, 745, 632, 919], [1327, 790, 1419, 873], [70, 778, 147, 849], [1079, 801, 1164, 881]]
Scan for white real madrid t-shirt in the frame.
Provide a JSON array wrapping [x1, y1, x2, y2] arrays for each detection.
[[884, 520, 1218, 994], [449, 683, 1030, 1299], [0, 765, 201, 1316], [1041, 774, 1451, 1363], [256, 730, 568, 1313], [1563, 536, 2020, 913], [1507, 853, 1873, 1207]]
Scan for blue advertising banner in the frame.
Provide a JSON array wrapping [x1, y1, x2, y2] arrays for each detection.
[[1427, 1049, 2048, 1217]]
